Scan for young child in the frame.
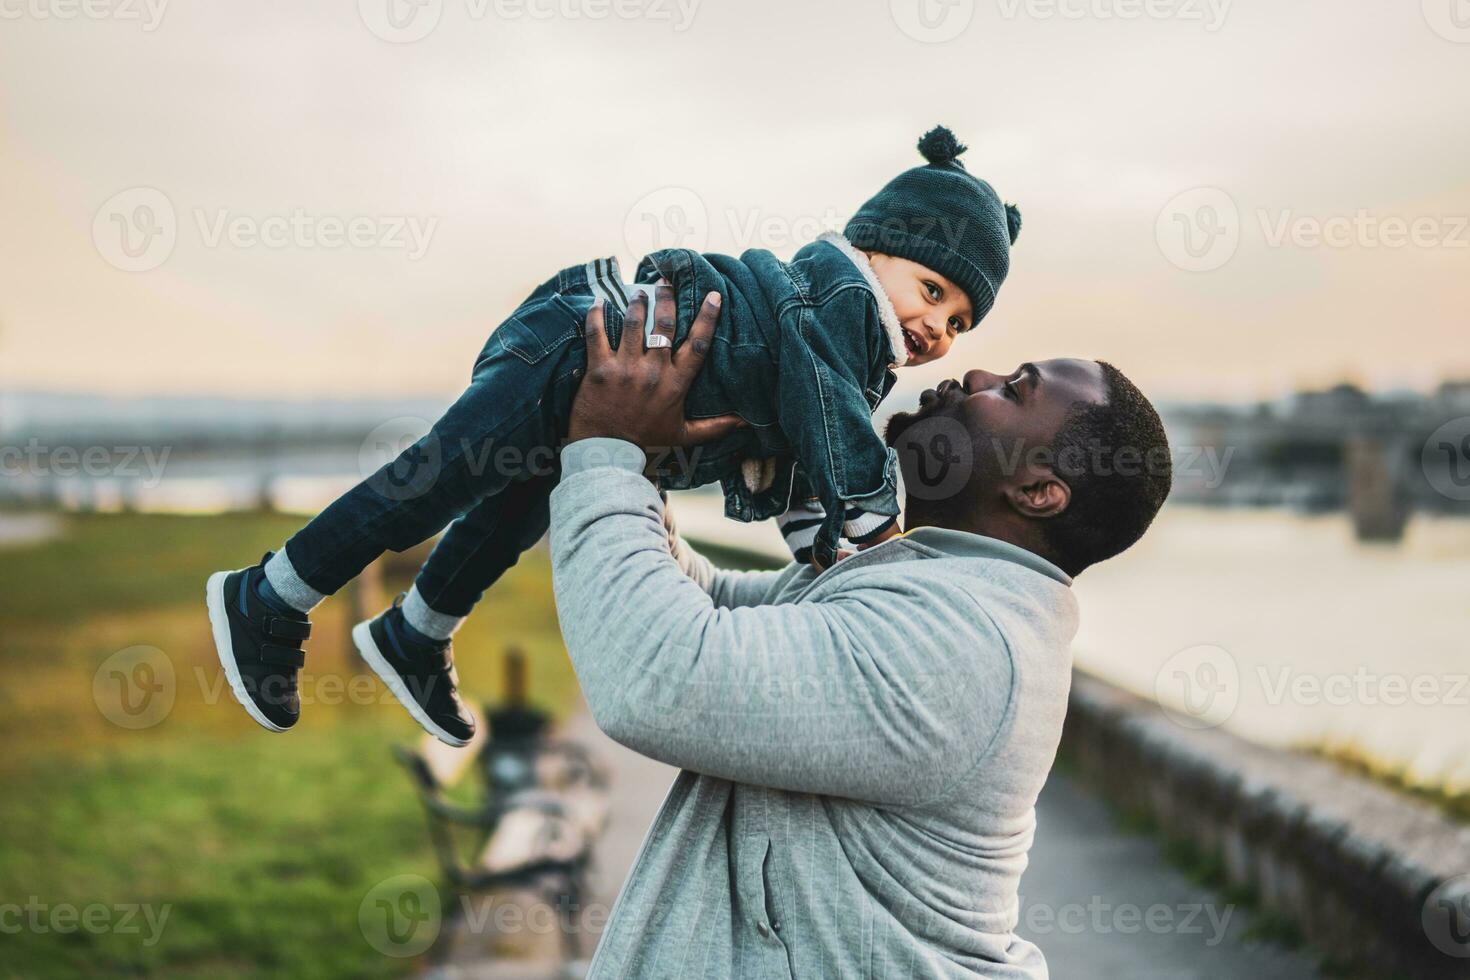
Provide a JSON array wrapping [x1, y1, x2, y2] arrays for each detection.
[[205, 126, 1021, 746]]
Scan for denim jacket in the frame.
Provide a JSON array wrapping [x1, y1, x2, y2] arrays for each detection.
[[613, 232, 903, 566]]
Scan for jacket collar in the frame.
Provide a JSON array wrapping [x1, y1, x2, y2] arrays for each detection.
[[816, 231, 909, 368], [898, 526, 1073, 586]]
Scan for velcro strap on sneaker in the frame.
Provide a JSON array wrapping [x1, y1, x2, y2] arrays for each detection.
[[259, 645, 306, 669], [263, 616, 311, 642]]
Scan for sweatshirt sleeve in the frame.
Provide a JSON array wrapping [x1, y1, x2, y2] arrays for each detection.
[[550, 438, 1008, 807], [661, 488, 792, 610]]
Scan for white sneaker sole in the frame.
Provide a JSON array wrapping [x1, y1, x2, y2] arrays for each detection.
[[352, 620, 470, 748], [205, 570, 292, 733]]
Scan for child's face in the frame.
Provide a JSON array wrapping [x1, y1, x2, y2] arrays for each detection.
[[865, 253, 974, 367]]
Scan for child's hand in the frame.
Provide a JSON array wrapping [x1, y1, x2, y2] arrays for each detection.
[[808, 549, 853, 573]]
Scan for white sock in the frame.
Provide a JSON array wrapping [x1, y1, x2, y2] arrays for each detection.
[[402, 586, 465, 641], [263, 549, 326, 614]]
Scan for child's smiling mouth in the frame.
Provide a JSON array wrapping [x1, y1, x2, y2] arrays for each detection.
[[902, 327, 927, 360]]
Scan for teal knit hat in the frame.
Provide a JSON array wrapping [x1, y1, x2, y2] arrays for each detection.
[[844, 126, 1020, 327]]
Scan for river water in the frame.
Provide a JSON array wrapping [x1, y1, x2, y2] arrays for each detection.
[[8, 460, 1466, 792], [1071, 506, 1470, 792]]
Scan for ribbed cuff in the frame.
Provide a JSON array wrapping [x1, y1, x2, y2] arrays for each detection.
[[844, 511, 897, 543], [402, 585, 466, 641], [263, 548, 327, 614], [560, 438, 646, 477]]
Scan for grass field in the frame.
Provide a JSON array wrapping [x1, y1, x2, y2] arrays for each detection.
[[0, 511, 582, 979]]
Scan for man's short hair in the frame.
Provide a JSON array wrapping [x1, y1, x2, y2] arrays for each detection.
[[1043, 362, 1172, 576]]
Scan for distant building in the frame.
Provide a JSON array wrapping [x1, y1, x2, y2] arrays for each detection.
[[1162, 379, 1470, 524]]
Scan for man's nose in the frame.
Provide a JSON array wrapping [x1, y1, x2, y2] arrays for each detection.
[[962, 369, 1000, 392]]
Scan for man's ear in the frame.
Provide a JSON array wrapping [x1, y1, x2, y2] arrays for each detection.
[[1007, 475, 1071, 519]]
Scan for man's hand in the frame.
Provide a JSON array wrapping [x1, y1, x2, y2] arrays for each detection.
[[567, 284, 745, 460]]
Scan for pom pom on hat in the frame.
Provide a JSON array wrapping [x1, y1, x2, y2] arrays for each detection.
[[845, 124, 1018, 328], [917, 126, 967, 167]]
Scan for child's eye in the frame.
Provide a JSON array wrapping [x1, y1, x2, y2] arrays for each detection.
[[948, 316, 965, 333], [923, 280, 942, 301]]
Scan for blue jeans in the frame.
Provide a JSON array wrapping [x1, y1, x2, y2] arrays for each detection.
[[281, 266, 603, 616]]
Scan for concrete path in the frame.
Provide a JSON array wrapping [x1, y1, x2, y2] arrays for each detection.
[[568, 712, 1327, 980], [1019, 775, 1324, 979]]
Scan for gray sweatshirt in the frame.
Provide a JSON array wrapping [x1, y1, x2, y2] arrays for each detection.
[[550, 438, 1080, 979]]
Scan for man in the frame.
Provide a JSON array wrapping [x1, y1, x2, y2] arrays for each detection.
[[550, 286, 1172, 978]]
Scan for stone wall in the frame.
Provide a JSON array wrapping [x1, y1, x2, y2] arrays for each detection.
[[1061, 671, 1470, 979]]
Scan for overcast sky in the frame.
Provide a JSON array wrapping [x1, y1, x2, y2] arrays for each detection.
[[1, 0, 1466, 407]]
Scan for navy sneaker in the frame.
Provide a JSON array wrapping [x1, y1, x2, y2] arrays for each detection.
[[204, 554, 310, 733], [353, 596, 475, 747]]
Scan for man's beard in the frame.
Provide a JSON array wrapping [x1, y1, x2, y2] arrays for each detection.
[[883, 382, 977, 448], [882, 409, 919, 449], [883, 402, 940, 449], [883, 395, 992, 520]]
